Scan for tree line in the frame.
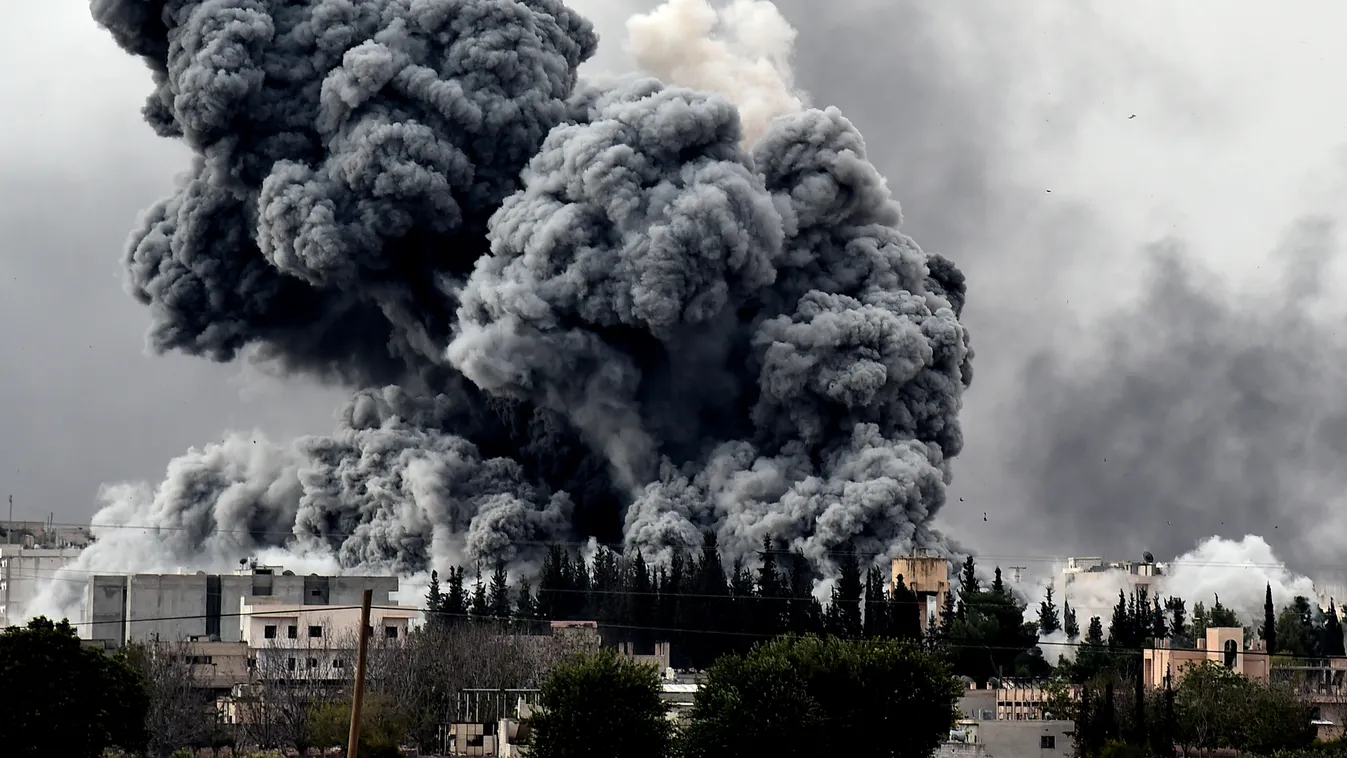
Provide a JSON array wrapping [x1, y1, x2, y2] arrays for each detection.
[[425, 533, 925, 669]]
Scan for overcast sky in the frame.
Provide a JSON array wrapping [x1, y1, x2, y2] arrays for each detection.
[[7, 1, 1347, 576]]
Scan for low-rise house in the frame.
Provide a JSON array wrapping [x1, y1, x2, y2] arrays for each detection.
[[1143, 626, 1270, 688]]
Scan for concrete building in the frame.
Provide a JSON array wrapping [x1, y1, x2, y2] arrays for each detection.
[[242, 599, 418, 680], [84, 563, 399, 648], [893, 550, 952, 636], [1061, 556, 1166, 596], [1, 520, 92, 549], [1143, 626, 1270, 689], [944, 689, 1075, 758], [0, 545, 82, 627]]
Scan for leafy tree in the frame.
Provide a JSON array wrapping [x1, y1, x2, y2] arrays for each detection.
[[681, 636, 960, 758], [530, 649, 672, 758], [1275, 595, 1322, 660], [1038, 585, 1061, 636], [945, 582, 1043, 683], [1262, 584, 1278, 654], [0, 617, 149, 758], [310, 694, 406, 758]]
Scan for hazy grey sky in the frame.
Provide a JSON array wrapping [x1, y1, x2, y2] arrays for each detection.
[[7, 1, 1347, 574]]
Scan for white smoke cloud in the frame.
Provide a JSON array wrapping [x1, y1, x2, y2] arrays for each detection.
[[625, 0, 806, 145], [1163, 534, 1317, 624], [1043, 534, 1318, 641]]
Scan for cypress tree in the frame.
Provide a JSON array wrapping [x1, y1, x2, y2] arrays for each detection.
[[834, 546, 863, 638], [470, 566, 490, 617], [1038, 585, 1061, 636], [446, 566, 468, 617], [1151, 596, 1168, 640], [1063, 598, 1080, 639], [489, 560, 512, 619], [755, 535, 782, 638], [1262, 583, 1278, 654], [991, 566, 1006, 596], [1325, 600, 1346, 657], [425, 570, 444, 628], [890, 574, 923, 641], [959, 556, 979, 597]]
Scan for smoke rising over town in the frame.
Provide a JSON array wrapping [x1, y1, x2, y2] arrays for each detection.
[[35, 0, 972, 615]]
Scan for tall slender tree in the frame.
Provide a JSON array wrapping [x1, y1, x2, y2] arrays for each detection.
[[833, 546, 864, 638], [446, 566, 468, 618], [1262, 583, 1278, 654], [1325, 600, 1346, 657], [1038, 585, 1061, 636], [1063, 598, 1080, 639], [756, 536, 782, 639]]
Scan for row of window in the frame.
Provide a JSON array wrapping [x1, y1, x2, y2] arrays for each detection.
[[261, 624, 400, 640]]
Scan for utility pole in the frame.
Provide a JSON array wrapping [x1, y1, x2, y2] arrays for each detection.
[[347, 589, 373, 758], [1009, 566, 1027, 584], [7, 495, 11, 545]]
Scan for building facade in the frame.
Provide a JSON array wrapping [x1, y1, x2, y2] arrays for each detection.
[[1143, 626, 1270, 689], [0, 545, 82, 627], [892, 551, 952, 636], [83, 564, 400, 648]]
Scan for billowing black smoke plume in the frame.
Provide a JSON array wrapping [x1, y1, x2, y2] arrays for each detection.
[[1014, 216, 1347, 568], [59, 0, 971, 596]]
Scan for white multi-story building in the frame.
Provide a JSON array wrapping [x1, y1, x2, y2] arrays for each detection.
[[83, 563, 404, 648], [241, 600, 418, 680], [0, 545, 83, 627]]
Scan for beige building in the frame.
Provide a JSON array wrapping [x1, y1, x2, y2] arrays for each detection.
[[892, 550, 952, 636], [1143, 626, 1270, 689], [946, 689, 1075, 758]]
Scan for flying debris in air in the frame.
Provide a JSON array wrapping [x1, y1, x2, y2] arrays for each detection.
[[47, 0, 975, 605]]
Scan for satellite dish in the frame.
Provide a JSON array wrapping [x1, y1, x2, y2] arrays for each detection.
[[1143, 551, 1155, 564], [239, 558, 248, 566]]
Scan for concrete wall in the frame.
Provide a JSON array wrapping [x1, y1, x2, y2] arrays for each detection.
[[0, 546, 82, 626], [84, 571, 401, 647], [976, 721, 1075, 758]]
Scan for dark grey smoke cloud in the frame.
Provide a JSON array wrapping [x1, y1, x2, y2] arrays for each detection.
[[67, 0, 972, 588], [1013, 216, 1347, 568]]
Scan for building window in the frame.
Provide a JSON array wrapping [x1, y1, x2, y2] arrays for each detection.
[[287, 625, 298, 639], [1041, 736, 1056, 749], [333, 659, 345, 669], [307, 658, 318, 669], [1224, 639, 1238, 669], [287, 657, 296, 671], [264, 625, 277, 640], [385, 626, 398, 639], [308, 625, 323, 638]]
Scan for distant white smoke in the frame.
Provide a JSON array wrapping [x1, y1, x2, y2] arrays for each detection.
[[625, 0, 806, 145], [1044, 534, 1318, 638], [1164, 534, 1316, 623]]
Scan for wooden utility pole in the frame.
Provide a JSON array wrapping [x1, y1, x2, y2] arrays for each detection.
[[347, 589, 373, 758]]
